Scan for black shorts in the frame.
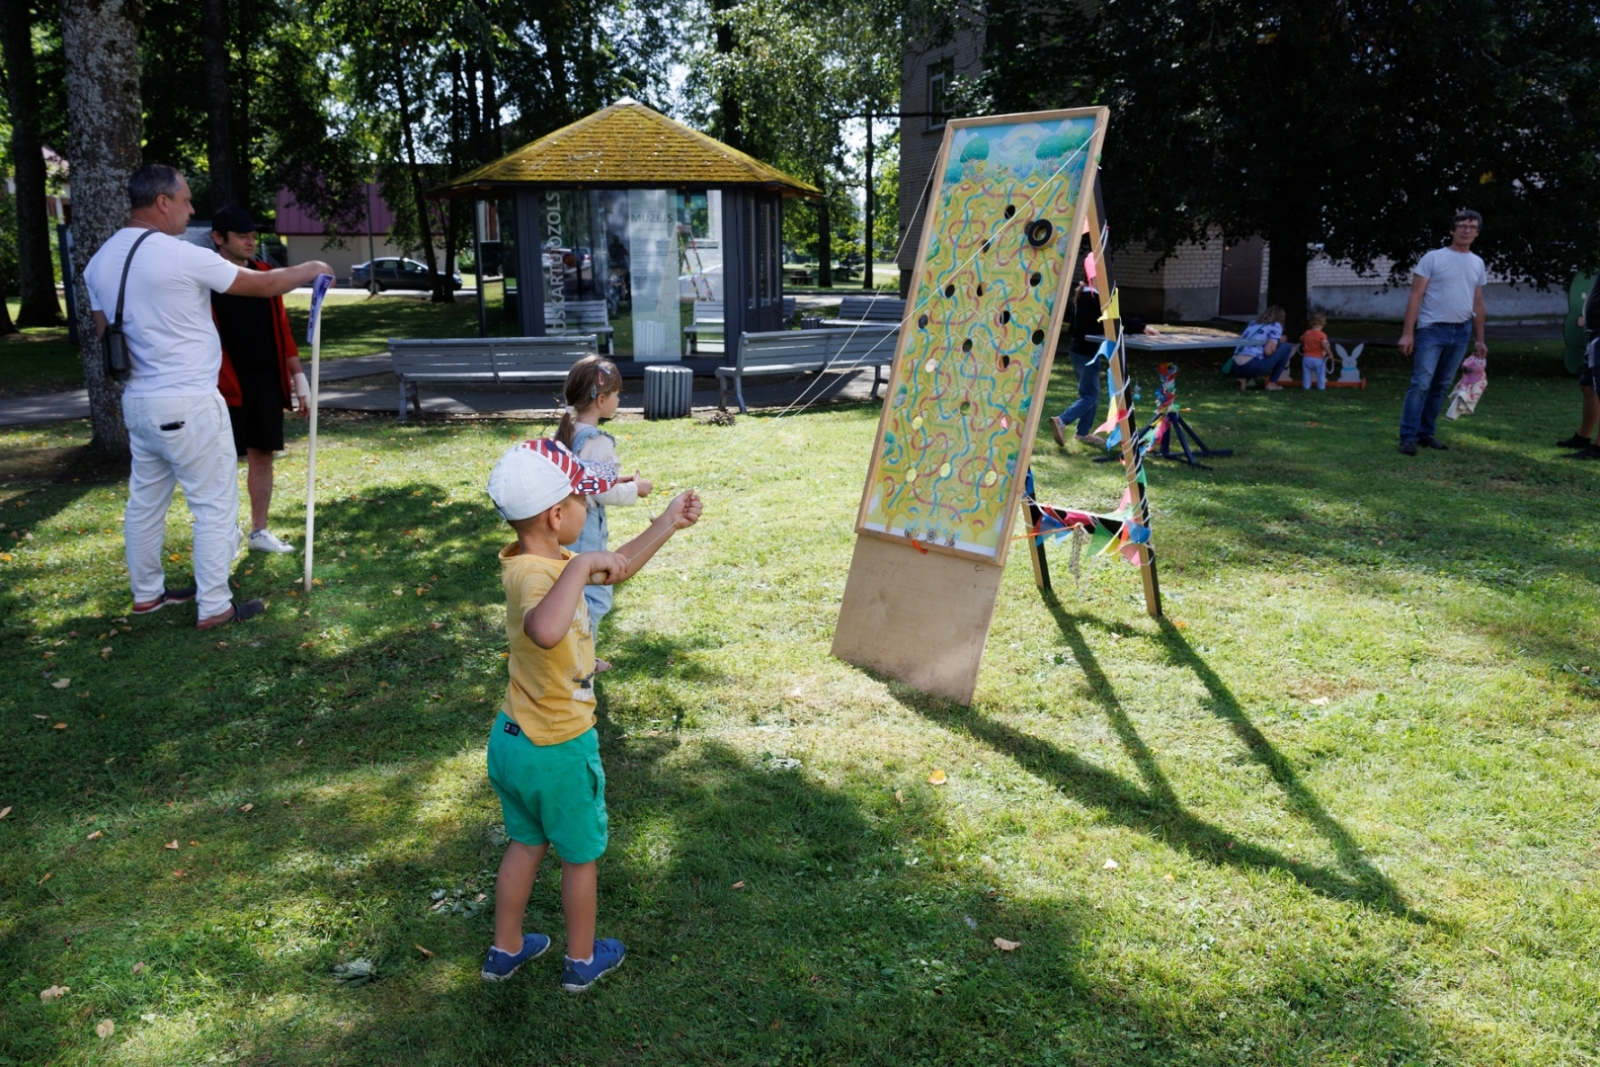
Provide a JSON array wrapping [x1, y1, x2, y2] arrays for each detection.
[[229, 380, 285, 457]]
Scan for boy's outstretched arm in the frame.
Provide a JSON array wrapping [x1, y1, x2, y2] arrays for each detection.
[[524, 551, 628, 648], [611, 490, 702, 581]]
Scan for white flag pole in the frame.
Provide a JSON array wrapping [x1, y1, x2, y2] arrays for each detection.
[[304, 273, 334, 593]]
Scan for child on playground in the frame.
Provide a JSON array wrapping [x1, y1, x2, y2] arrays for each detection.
[[1300, 313, 1331, 390], [482, 438, 701, 991], [556, 356, 652, 669]]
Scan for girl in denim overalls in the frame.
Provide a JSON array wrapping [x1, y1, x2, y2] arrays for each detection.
[[556, 356, 651, 671]]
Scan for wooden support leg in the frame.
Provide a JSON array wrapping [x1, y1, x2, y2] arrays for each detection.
[[1085, 180, 1161, 618]]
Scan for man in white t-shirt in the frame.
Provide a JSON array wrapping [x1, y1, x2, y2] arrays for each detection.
[[83, 164, 332, 628], [1395, 209, 1488, 455]]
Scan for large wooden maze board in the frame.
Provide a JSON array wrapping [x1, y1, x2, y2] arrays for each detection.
[[857, 109, 1104, 561], [833, 106, 1111, 704]]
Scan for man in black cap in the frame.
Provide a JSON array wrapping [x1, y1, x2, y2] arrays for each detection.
[[210, 204, 309, 553]]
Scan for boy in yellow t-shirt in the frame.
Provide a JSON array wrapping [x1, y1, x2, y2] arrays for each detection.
[[482, 438, 701, 991]]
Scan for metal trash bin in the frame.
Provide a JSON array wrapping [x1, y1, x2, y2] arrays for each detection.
[[642, 364, 693, 420]]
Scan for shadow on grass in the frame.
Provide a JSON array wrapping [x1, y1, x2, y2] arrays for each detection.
[[99, 741, 1437, 1067], [894, 593, 1428, 927]]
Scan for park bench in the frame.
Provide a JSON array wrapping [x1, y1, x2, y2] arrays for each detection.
[[716, 324, 899, 413], [389, 336, 597, 421], [544, 299, 614, 354], [683, 296, 798, 355], [821, 294, 905, 327]]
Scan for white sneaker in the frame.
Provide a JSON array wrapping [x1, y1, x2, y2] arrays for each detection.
[[248, 529, 296, 554]]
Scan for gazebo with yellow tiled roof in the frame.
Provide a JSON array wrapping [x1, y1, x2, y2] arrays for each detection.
[[432, 98, 818, 353]]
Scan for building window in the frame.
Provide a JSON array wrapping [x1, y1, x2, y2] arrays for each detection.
[[928, 59, 954, 130]]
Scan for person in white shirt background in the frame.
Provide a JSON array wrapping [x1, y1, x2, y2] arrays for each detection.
[[1396, 209, 1488, 456], [83, 164, 332, 628]]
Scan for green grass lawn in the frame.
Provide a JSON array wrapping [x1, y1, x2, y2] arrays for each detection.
[[2, 342, 1597, 1065]]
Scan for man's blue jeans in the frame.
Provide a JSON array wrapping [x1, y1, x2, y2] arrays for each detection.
[[1057, 350, 1102, 436], [1399, 321, 1471, 442]]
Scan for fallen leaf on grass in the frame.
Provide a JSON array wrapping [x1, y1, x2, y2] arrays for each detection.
[[189, 840, 199, 846], [731, 881, 746, 890], [894, 789, 904, 805], [239, 803, 254, 813], [95, 1019, 114, 1039], [429, 621, 444, 630], [1163, 873, 1176, 882], [0, 806, 11, 819], [38, 871, 52, 884], [414, 944, 435, 959], [100, 647, 112, 659], [34, 713, 47, 718], [171, 869, 187, 879], [993, 937, 1020, 952], [86, 830, 102, 841], [1102, 858, 1120, 870], [927, 769, 947, 786], [54, 722, 68, 729], [1483, 946, 1502, 959], [1309, 697, 1330, 706], [132, 962, 145, 975], [164, 840, 179, 850], [475, 893, 486, 903], [39, 985, 69, 1002], [51, 678, 71, 689]]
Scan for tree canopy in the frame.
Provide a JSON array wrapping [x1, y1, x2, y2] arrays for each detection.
[[963, 0, 1600, 326]]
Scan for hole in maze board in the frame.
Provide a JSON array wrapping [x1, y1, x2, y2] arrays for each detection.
[[865, 114, 1097, 558]]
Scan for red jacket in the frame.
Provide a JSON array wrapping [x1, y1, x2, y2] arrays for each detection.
[[215, 258, 300, 408]]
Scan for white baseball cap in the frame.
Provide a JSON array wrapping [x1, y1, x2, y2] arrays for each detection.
[[487, 439, 616, 521]]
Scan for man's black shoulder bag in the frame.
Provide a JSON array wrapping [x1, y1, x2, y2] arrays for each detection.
[[102, 229, 158, 383]]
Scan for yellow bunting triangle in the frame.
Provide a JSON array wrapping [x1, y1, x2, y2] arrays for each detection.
[[1098, 289, 1121, 323]]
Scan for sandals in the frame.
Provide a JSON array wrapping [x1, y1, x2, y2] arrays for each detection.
[[197, 598, 266, 630], [132, 585, 198, 615]]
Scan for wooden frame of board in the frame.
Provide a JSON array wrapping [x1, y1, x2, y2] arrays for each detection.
[[850, 105, 1108, 565], [832, 106, 1158, 705]]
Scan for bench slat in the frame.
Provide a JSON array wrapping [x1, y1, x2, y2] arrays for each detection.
[[388, 335, 598, 421]]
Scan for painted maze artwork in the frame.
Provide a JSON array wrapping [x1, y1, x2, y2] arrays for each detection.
[[861, 114, 1097, 558]]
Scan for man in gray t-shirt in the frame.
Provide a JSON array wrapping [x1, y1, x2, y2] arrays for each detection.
[[1396, 210, 1488, 454]]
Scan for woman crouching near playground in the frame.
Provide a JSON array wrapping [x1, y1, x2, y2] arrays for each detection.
[[1228, 305, 1292, 391]]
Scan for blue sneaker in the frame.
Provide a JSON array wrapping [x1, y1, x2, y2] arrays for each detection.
[[480, 933, 550, 981], [560, 938, 626, 992]]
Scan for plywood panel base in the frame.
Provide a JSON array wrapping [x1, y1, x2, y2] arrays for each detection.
[[831, 534, 1005, 705]]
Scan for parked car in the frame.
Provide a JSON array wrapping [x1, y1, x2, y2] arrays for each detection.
[[351, 257, 463, 292]]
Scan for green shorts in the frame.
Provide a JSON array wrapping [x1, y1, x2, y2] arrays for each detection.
[[486, 714, 608, 864]]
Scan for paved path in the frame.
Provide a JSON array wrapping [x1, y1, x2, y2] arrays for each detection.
[[0, 354, 885, 427], [327, 365, 885, 419], [0, 317, 1561, 429], [0, 354, 396, 428]]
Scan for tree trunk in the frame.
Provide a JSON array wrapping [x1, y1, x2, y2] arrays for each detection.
[[540, 10, 570, 123], [199, 0, 233, 212], [712, 0, 741, 150], [1265, 227, 1310, 336], [1, 1, 63, 327], [482, 55, 500, 156], [465, 52, 482, 162], [816, 192, 832, 288], [861, 113, 874, 291], [393, 56, 448, 303], [58, 0, 144, 455]]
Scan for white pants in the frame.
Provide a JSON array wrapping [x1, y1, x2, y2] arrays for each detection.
[[124, 393, 240, 619]]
